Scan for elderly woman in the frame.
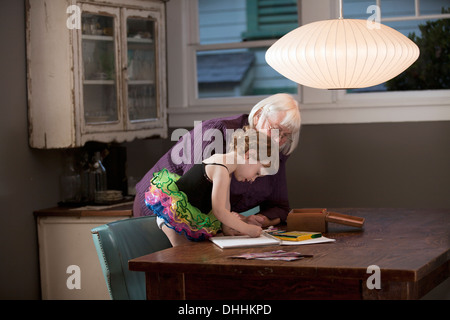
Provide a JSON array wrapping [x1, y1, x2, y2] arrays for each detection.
[[133, 93, 301, 228]]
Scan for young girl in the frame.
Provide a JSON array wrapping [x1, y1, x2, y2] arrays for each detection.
[[145, 127, 278, 246]]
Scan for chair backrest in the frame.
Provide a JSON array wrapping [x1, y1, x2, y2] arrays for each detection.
[[91, 215, 172, 300]]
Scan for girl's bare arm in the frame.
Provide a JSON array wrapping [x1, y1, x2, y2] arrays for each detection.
[[209, 167, 261, 237]]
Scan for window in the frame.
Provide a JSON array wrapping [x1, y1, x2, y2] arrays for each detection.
[[169, 0, 450, 126], [194, 0, 299, 99], [343, 0, 450, 93], [242, 0, 299, 41]]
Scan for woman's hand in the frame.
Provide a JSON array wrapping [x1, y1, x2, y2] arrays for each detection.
[[242, 214, 265, 226], [242, 214, 280, 227]]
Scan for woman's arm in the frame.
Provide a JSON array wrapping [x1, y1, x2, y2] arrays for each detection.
[[255, 154, 290, 224]]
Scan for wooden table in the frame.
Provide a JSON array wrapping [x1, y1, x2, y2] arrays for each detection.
[[129, 208, 449, 300]]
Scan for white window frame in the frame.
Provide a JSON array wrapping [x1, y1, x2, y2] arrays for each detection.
[[166, 0, 450, 127]]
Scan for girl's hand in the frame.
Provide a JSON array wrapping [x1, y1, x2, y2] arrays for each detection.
[[222, 224, 243, 236], [246, 224, 263, 238]]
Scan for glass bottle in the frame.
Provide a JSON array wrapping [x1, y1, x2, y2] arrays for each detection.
[[60, 155, 81, 203], [80, 152, 93, 203], [90, 152, 107, 194]]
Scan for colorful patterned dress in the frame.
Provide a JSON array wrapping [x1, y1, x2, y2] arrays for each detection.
[[144, 163, 228, 241]]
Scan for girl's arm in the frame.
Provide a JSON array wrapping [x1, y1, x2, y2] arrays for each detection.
[[209, 167, 262, 238]]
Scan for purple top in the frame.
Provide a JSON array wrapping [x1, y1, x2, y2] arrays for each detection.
[[133, 114, 291, 222]]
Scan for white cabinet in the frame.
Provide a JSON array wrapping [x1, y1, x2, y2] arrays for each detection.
[[35, 207, 131, 299], [26, 0, 167, 149]]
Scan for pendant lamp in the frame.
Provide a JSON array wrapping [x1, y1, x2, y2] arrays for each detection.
[[265, 1, 420, 89]]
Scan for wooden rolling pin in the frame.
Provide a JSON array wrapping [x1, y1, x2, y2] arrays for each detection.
[[325, 211, 365, 228], [287, 208, 365, 232]]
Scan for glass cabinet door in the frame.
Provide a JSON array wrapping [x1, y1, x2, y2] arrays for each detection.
[[125, 11, 159, 124], [80, 6, 121, 131]]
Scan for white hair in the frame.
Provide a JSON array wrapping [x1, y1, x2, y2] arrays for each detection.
[[248, 93, 301, 155]]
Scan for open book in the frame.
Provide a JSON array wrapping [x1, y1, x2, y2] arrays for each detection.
[[210, 233, 281, 249]]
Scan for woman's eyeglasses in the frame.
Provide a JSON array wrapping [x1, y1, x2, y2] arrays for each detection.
[[266, 120, 292, 142]]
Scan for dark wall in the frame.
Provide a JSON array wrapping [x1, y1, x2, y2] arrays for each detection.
[[287, 122, 450, 209], [0, 1, 61, 299]]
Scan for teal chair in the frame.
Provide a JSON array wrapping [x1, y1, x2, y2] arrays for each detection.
[[91, 215, 172, 300]]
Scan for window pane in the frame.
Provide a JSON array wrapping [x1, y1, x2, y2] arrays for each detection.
[[198, 0, 298, 44], [384, 17, 449, 91], [342, 0, 375, 19], [379, 0, 415, 18], [81, 13, 118, 123], [343, 0, 450, 93], [385, 19, 434, 37], [421, 0, 450, 15], [343, 0, 450, 18], [126, 18, 158, 121], [197, 0, 299, 98], [196, 48, 297, 98], [199, 0, 246, 44]]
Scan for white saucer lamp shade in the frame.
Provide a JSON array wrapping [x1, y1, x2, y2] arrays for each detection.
[[265, 19, 420, 89]]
